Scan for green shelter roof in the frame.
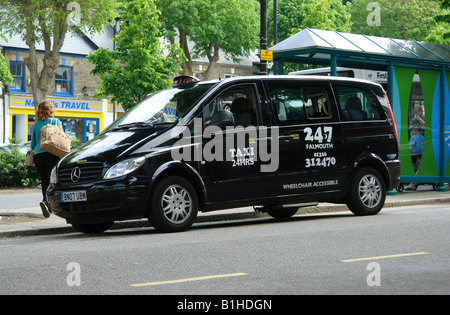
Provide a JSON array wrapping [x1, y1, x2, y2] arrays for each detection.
[[270, 28, 450, 70]]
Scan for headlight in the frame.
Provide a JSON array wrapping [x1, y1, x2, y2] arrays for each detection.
[[49, 167, 58, 184], [104, 156, 146, 179]]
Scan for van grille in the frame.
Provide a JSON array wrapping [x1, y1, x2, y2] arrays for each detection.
[[58, 163, 104, 185]]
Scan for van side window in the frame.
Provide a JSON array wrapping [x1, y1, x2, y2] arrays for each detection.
[[335, 86, 385, 121], [203, 85, 257, 127], [267, 84, 331, 124], [303, 88, 331, 119]]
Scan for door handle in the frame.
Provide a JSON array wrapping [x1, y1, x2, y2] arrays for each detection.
[[278, 135, 294, 142]]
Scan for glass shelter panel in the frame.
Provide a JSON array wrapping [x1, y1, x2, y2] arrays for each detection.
[[312, 29, 363, 51], [394, 39, 444, 60], [365, 36, 419, 58], [340, 33, 390, 54]]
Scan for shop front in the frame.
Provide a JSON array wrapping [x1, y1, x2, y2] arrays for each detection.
[[8, 94, 106, 145]]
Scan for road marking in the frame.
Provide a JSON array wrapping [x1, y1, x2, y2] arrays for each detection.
[[130, 272, 248, 287], [341, 251, 430, 263]]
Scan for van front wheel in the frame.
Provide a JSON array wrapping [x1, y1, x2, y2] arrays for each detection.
[[149, 176, 198, 233], [346, 167, 386, 216]]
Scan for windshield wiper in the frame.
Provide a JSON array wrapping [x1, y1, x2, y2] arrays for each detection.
[[113, 121, 154, 130]]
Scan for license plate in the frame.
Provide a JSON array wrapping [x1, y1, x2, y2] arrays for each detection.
[[61, 191, 87, 203]]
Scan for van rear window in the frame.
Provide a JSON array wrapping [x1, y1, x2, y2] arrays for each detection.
[[335, 86, 385, 121]]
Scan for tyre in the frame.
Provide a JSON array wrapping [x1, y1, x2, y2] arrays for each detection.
[[71, 222, 114, 234], [266, 207, 298, 219], [149, 176, 198, 233], [346, 167, 386, 216]]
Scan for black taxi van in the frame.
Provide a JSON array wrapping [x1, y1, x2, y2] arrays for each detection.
[[47, 75, 400, 233]]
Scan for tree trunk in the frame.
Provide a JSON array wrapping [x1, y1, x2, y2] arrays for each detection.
[[179, 29, 193, 76], [23, 5, 68, 107], [199, 43, 219, 81], [23, 8, 43, 106]]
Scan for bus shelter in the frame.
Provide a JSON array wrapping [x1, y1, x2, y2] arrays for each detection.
[[270, 28, 450, 191]]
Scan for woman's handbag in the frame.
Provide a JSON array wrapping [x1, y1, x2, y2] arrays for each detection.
[[26, 150, 35, 167], [40, 118, 71, 158]]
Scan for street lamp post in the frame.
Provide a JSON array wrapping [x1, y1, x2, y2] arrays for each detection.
[[273, 0, 278, 74], [260, 0, 268, 75]]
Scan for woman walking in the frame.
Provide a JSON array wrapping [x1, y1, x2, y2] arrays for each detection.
[[31, 101, 63, 217]]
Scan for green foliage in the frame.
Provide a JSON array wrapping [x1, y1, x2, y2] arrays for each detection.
[[156, 0, 259, 79], [0, 0, 117, 43], [427, 0, 450, 45], [268, 0, 352, 44], [347, 0, 441, 42], [188, 0, 259, 63], [435, 0, 450, 30], [88, 0, 185, 111], [0, 148, 40, 188], [0, 53, 13, 85], [267, 0, 351, 73], [0, 0, 118, 105]]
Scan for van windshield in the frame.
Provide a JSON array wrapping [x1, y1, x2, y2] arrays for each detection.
[[108, 83, 215, 131]]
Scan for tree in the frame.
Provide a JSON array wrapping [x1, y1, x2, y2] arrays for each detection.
[[0, 0, 117, 106], [88, 0, 185, 111], [427, 0, 450, 45], [268, 0, 352, 45], [347, 0, 441, 41], [0, 52, 12, 85], [267, 0, 351, 72], [156, 0, 259, 80], [1, 33, 13, 84]]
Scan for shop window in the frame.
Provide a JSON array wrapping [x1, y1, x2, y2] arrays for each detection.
[[10, 61, 25, 92], [55, 66, 73, 97], [27, 115, 35, 142], [59, 117, 99, 143], [59, 117, 84, 142]]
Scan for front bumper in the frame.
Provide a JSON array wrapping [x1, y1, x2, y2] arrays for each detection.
[[47, 178, 151, 224]]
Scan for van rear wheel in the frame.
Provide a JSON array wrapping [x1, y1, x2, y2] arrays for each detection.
[[346, 167, 386, 216], [149, 176, 198, 233]]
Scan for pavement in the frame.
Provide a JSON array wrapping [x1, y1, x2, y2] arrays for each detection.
[[1, 185, 450, 238]]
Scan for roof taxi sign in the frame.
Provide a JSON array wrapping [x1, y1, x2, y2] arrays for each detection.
[[173, 75, 200, 87]]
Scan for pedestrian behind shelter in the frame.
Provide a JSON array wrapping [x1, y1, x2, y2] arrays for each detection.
[[31, 101, 63, 217], [406, 105, 425, 190]]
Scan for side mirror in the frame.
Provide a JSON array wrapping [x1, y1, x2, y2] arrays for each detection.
[[208, 110, 235, 129]]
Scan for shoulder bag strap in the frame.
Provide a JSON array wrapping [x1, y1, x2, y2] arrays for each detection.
[[45, 118, 54, 139]]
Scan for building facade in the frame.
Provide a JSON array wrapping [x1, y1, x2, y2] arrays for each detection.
[[0, 26, 121, 145], [1, 28, 256, 145]]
